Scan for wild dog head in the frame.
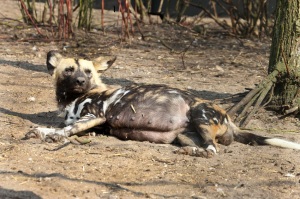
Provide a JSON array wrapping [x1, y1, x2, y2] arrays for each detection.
[[46, 51, 116, 109]]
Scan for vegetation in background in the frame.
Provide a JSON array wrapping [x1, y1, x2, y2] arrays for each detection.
[[18, 0, 275, 40], [77, 0, 93, 31]]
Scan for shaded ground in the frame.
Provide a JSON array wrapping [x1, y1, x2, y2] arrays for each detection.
[[1, 1, 300, 198]]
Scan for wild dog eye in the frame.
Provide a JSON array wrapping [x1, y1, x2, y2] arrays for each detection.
[[64, 67, 74, 75], [65, 67, 74, 72], [84, 69, 92, 77], [84, 69, 91, 74]]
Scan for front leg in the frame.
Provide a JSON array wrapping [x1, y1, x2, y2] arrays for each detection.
[[24, 114, 106, 142], [68, 117, 106, 136]]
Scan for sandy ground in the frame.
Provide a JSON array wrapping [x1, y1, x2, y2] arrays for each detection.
[[1, 0, 300, 198]]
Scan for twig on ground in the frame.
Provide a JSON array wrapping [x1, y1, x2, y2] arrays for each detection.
[[44, 142, 71, 151], [284, 106, 299, 115]]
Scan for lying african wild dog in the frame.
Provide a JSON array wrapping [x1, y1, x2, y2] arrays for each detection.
[[25, 52, 300, 158], [46, 51, 116, 110]]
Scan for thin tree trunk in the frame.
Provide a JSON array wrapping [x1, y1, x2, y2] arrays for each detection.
[[268, 0, 300, 112]]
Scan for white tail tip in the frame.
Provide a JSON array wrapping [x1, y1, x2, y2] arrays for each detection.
[[265, 138, 300, 150]]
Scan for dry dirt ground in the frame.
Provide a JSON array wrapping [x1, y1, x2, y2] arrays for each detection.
[[1, 1, 300, 199]]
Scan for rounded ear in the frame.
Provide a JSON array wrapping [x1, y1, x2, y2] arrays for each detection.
[[93, 56, 117, 73], [46, 51, 63, 75]]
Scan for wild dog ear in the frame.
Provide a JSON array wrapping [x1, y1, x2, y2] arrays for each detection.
[[46, 51, 63, 76], [92, 56, 117, 73]]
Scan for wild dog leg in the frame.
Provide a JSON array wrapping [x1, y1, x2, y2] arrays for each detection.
[[194, 121, 219, 154], [67, 117, 106, 136], [175, 132, 213, 158], [176, 131, 204, 147], [25, 115, 106, 142]]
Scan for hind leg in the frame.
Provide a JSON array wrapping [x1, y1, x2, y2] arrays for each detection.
[[176, 131, 204, 147], [175, 132, 214, 158]]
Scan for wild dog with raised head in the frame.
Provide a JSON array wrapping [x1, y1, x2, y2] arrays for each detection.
[[26, 82, 300, 157], [46, 51, 116, 110]]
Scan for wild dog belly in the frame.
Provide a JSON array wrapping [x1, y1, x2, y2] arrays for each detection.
[[105, 85, 191, 132]]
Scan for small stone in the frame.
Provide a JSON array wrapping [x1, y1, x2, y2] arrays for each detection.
[[27, 96, 36, 102]]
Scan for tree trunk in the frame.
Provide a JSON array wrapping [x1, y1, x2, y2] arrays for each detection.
[[268, 0, 300, 112], [228, 0, 300, 126]]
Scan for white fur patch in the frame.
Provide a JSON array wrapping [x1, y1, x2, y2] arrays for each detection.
[[65, 98, 92, 125], [202, 110, 208, 120], [206, 145, 217, 154], [32, 127, 69, 140], [103, 89, 127, 113], [167, 90, 179, 94], [35, 127, 56, 139], [265, 138, 300, 150], [212, 117, 219, 123], [224, 117, 228, 124], [113, 90, 130, 105]]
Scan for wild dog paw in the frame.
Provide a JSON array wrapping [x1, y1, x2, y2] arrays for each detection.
[[206, 144, 217, 153], [175, 146, 215, 158], [44, 133, 65, 143], [23, 128, 45, 140], [23, 127, 64, 142]]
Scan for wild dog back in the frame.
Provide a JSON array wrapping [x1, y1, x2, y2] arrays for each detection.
[[106, 84, 193, 131]]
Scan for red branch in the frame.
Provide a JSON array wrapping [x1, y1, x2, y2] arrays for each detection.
[[65, 0, 73, 38], [19, 0, 45, 37], [58, 0, 64, 39], [101, 0, 104, 29]]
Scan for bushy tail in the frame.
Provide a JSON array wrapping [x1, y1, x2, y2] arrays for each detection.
[[234, 130, 300, 150]]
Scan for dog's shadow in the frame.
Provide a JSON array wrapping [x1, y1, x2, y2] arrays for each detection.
[[0, 107, 62, 128]]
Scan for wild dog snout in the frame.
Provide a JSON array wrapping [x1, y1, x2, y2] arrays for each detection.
[[76, 77, 86, 86]]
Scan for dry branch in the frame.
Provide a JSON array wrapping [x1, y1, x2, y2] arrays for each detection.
[[228, 70, 279, 127], [19, 0, 45, 37]]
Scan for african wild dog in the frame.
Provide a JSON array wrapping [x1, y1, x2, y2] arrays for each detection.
[[46, 51, 116, 110], [26, 56, 300, 157]]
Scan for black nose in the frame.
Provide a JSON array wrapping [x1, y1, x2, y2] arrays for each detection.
[[76, 77, 86, 85]]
